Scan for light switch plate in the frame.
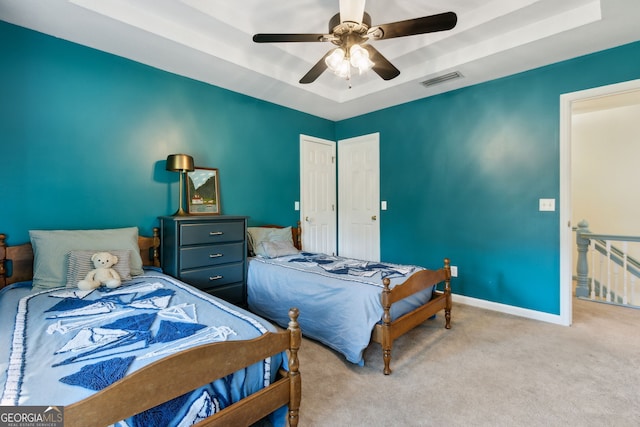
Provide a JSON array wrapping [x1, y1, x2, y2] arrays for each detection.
[[294, 201, 300, 211], [450, 266, 458, 277], [381, 201, 387, 210], [539, 198, 555, 211]]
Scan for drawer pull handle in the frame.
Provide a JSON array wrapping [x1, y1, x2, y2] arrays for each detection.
[[209, 275, 223, 281], [209, 231, 224, 236], [209, 253, 223, 258]]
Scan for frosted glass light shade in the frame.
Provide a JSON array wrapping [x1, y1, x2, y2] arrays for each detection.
[[349, 44, 374, 74]]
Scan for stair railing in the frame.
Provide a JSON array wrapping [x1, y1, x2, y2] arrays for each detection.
[[575, 220, 640, 307]]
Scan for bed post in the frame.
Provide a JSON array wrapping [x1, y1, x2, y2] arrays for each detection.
[[294, 221, 302, 250], [380, 277, 393, 375], [152, 227, 161, 267], [287, 307, 302, 427], [0, 234, 7, 288], [444, 258, 452, 329]]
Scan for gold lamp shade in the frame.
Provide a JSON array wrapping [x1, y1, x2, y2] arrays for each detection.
[[166, 154, 194, 172], [166, 154, 194, 216]]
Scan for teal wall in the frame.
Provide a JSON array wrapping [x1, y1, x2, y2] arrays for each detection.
[[0, 21, 334, 243], [336, 41, 640, 314], [2, 19, 639, 315]]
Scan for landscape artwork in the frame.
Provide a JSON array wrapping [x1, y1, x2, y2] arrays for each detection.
[[187, 167, 220, 215]]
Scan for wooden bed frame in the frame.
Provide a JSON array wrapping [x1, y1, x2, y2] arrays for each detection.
[[0, 228, 302, 426], [257, 223, 451, 375], [374, 260, 451, 374]]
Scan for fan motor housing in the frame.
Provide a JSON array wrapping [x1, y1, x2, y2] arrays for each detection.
[[329, 12, 371, 35]]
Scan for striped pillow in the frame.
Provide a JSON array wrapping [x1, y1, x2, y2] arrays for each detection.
[[66, 250, 133, 288]]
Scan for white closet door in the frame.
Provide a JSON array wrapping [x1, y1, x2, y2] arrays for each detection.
[[338, 133, 380, 261], [300, 135, 337, 255]]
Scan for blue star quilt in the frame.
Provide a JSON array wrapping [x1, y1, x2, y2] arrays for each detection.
[[0, 269, 285, 426]]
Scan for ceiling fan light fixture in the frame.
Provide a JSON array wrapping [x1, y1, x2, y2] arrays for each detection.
[[349, 44, 374, 74], [325, 48, 346, 71], [335, 59, 351, 79], [254, 5, 457, 85], [325, 48, 351, 78], [325, 45, 374, 80]]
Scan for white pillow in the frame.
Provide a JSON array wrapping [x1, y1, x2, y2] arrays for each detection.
[[29, 227, 143, 290]]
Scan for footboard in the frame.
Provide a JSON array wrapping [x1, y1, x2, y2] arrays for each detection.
[[371, 258, 451, 374], [65, 308, 302, 427]]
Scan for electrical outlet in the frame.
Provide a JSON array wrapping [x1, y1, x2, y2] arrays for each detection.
[[450, 265, 458, 277]]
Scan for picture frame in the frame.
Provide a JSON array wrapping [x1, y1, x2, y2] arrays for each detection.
[[187, 167, 221, 215]]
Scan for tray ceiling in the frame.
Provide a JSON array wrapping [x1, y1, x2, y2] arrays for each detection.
[[1, 0, 639, 120]]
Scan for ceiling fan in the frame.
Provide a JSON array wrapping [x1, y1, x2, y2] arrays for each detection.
[[252, 0, 457, 84]]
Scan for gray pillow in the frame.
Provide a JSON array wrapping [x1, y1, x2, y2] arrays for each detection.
[[267, 226, 294, 245], [29, 227, 143, 290]]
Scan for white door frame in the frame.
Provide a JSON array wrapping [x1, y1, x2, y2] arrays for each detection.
[[559, 78, 640, 326]]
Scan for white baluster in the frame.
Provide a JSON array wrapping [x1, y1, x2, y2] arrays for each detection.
[[606, 241, 612, 302], [622, 241, 629, 305], [589, 239, 596, 299], [614, 263, 620, 304], [598, 248, 605, 300]]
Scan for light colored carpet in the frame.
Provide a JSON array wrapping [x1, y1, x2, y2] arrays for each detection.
[[296, 299, 640, 426]]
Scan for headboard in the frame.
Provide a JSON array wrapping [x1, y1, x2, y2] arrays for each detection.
[[0, 228, 161, 290]]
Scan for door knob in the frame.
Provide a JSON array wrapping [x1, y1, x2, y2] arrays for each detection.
[[371, 215, 377, 221]]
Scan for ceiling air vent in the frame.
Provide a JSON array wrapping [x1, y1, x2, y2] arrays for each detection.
[[420, 71, 463, 88]]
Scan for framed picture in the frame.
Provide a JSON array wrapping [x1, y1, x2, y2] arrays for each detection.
[[187, 167, 220, 215]]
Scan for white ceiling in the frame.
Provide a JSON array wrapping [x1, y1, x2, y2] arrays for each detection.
[[1, 0, 639, 121]]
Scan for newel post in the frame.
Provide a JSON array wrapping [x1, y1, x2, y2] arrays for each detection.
[[575, 220, 590, 298]]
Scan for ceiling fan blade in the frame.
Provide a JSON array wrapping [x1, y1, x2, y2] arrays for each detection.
[[369, 11, 457, 40], [299, 51, 332, 84], [339, 0, 366, 23], [253, 33, 327, 43], [362, 45, 400, 81]]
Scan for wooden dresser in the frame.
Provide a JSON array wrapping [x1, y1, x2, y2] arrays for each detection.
[[159, 215, 248, 306]]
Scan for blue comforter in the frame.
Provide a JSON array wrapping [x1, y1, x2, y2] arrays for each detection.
[[248, 252, 433, 366], [0, 269, 284, 426]]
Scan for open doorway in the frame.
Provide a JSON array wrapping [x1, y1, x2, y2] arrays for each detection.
[[559, 78, 640, 326]]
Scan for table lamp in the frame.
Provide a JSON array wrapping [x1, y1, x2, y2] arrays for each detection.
[[166, 154, 194, 216]]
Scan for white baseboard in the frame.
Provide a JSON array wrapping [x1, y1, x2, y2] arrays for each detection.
[[452, 293, 568, 326]]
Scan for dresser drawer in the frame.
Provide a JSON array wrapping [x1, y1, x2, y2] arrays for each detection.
[[180, 221, 244, 246], [179, 242, 244, 269], [204, 283, 245, 305], [179, 263, 244, 289]]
